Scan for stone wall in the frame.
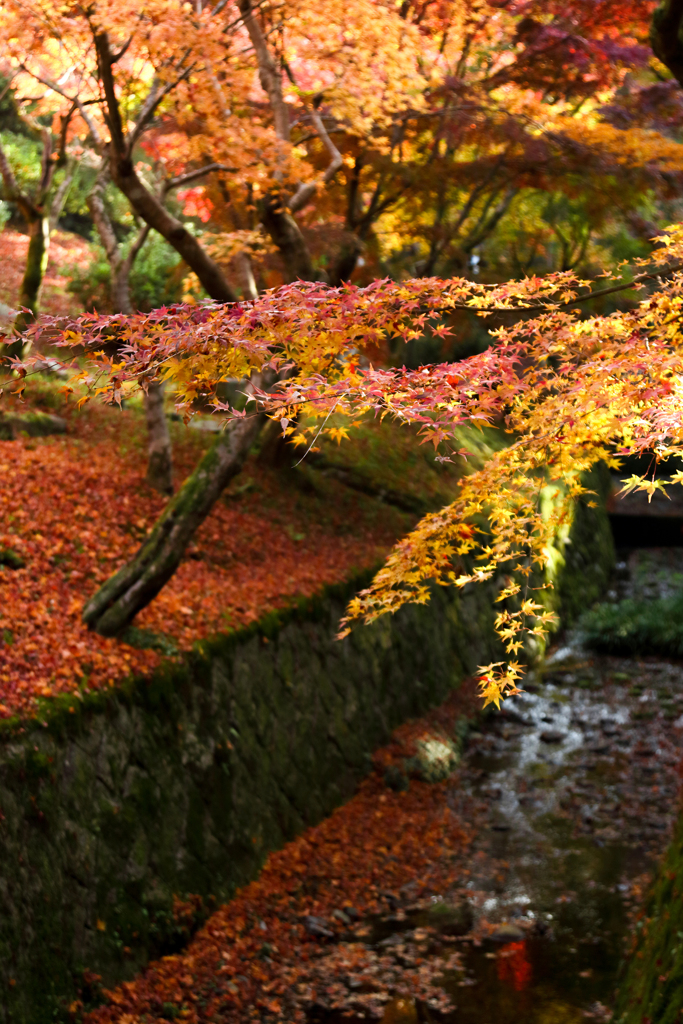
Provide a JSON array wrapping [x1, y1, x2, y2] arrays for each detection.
[[614, 813, 683, 1024], [0, 467, 614, 1022]]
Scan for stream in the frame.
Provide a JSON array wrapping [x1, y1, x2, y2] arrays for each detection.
[[310, 548, 683, 1023]]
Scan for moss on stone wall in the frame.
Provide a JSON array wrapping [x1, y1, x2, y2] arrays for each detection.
[[0, 475, 614, 1023], [614, 812, 683, 1024]]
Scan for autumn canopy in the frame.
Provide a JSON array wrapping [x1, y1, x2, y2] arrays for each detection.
[[3, 0, 683, 707]]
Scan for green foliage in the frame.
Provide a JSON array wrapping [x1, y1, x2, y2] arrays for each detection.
[[580, 594, 683, 657], [0, 130, 42, 196], [0, 76, 32, 137], [615, 813, 683, 1024], [66, 232, 184, 312]]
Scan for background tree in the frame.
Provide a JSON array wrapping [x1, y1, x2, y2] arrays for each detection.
[[0, 79, 82, 354], [86, 164, 175, 494]]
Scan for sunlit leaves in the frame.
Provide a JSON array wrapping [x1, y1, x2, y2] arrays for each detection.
[[14, 224, 683, 708]]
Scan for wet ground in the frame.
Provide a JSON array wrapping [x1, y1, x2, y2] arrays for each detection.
[[306, 550, 683, 1023]]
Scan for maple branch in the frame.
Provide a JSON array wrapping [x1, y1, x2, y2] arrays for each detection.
[[94, 32, 127, 153], [289, 107, 344, 214], [463, 187, 517, 254], [127, 221, 152, 268], [19, 66, 105, 152], [49, 157, 78, 231], [36, 126, 55, 203], [161, 163, 237, 197], [93, 30, 237, 302], [0, 135, 22, 205], [109, 35, 133, 65], [218, 0, 270, 32], [421, 262, 683, 316], [526, 262, 683, 312], [237, 0, 290, 142], [86, 167, 118, 263], [128, 59, 195, 151]]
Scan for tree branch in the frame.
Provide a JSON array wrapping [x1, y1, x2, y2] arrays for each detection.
[[20, 65, 107, 153], [237, 0, 290, 142], [93, 30, 237, 301], [289, 107, 343, 214], [0, 134, 21, 204], [86, 166, 121, 267], [126, 221, 152, 268], [49, 156, 78, 230], [161, 163, 236, 197], [94, 31, 127, 153], [128, 59, 195, 151]]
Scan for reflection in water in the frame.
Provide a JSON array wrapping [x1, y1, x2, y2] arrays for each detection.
[[311, 552, 683, 1024], [496, 941, 532, 991]]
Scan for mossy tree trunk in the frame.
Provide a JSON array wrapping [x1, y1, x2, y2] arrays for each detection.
[[0, 114, 77, 362], [88, 166, 174, 494], [0, 138, 52, 362], [12, 211, 50, 341], [144, 381, 174, 494], [651, 1, 683, 87], [83, 408, 264, 636]]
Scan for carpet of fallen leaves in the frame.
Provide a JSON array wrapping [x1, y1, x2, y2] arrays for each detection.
[[82, 682, 484, 1024], [0, 389, 412, 718], [0, 228, 92, 317]]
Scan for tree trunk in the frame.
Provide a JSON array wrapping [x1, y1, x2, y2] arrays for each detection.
[[651, 1, 683, 87], [88, 171, 175, 495], [83, 409, 264, 635], [8, 212, 50, 359], [256, 416, 295, 469], [109, 153, 238, 301], [93, 31, 238, 303], [110, 255, 175, 496], [145, 381, 174, 494], [329, 236, 363, 286], [261, 196, 316, 282], [110, 261, 132, 312]]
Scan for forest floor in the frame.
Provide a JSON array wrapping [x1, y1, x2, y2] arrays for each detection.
[[0, 372, 483, 719], [79, 550, 683, 1024], [0, 228, 92, 319]]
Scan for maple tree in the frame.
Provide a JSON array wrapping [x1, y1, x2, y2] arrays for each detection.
[[19, 222, 683, 707], [2, 0, 678, 296], [3, 0, 683, 709], [0, 77, 84, 351]]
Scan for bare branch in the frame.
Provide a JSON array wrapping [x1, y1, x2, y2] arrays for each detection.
[[128, 58, 196, 151], [289, 107, 343, 214], [109, 35, 133, 66], [161, 162, 236, 196], [87, 166, 121, 267], [126, 221, 152, 267], [19, 66, 108, 153], [237, 0, 290, 142]]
